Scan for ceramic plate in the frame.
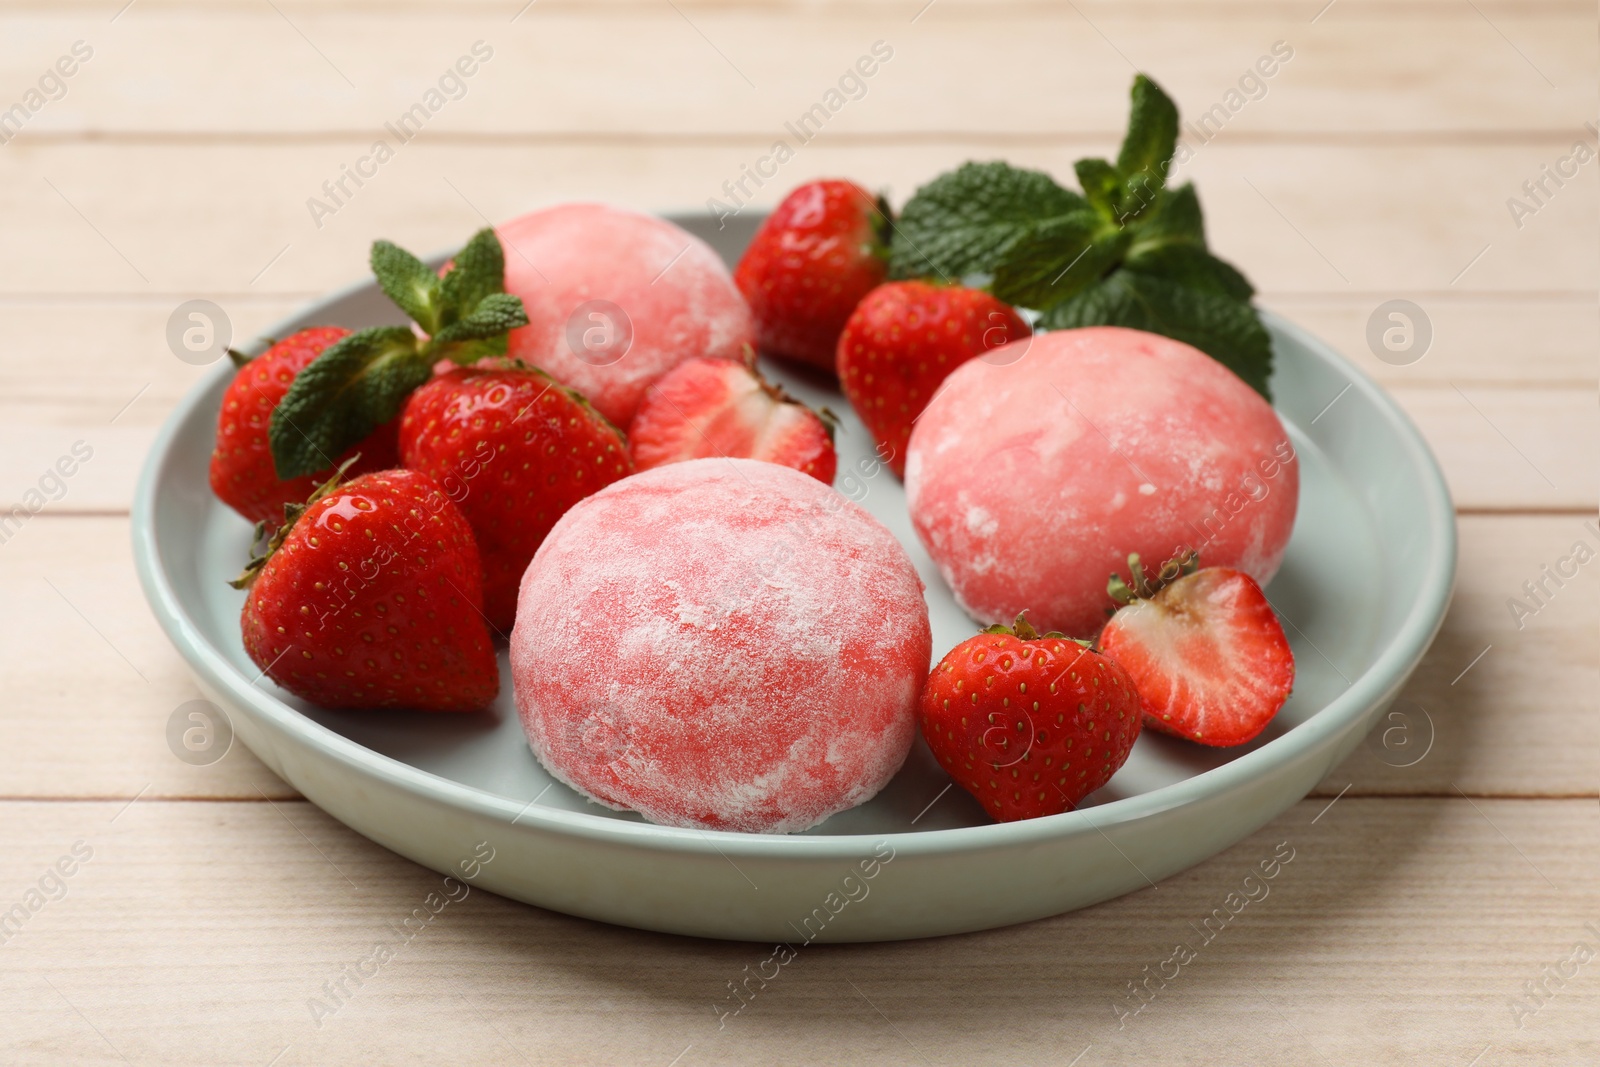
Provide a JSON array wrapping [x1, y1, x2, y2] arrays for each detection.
[[132, 213, 1456, 942]]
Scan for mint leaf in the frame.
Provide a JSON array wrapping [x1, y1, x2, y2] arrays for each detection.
[[430, 292, 529, 346], [1038, 271, 1272, 398], [990, 215, 1128, 310], [1074, 158, 1124, 220], [1125, 243, 1254, 302], [1122, 183, 1252, 301], [269, 326, 430, 480], [1115, 74, 1179, 197], [438, 228, 506, 326], [428, 292, 530, 363], [889, 162, 1090, 281], [1133, 182, 1204, 245], [371, 240, 442, 334]]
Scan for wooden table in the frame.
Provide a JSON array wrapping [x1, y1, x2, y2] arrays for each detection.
[[2, 1, 1596, 1063]]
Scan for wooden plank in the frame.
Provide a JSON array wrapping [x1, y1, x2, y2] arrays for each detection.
[[1261, 292, 1598, 387], [0, 517, 299, 801], [0, 796, 1595, 1063], [0, 515, 1591, 801], [0, 142, 1592, 297], [0, 3, 1593, 138], [1389, 386, 1597, 511]]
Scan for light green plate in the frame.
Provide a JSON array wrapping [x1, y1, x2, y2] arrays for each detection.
[[132, 214, 1456, 942]]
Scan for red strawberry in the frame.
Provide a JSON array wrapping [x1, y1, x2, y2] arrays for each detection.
[[210, 327, 401, 524], [628, 353, 836, 483], [399, 363, 632, 633], [1098, 553, 1295, 746], [235, 467, 498, 712], [919, 616, 1142, 822], [838, 282, 1030, 478], [734, 179, 888, 374]]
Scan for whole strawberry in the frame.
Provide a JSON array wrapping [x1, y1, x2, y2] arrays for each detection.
[[401, 364, 631, 633], [210, 327, 400, 524], [838, 281, 1030, 477], [920, 616, 1141, 822], [734, 179, 888, 374], [1099, 553, 1294, 746], [629, 352, 836, 483], [235, 467, 498, 712]]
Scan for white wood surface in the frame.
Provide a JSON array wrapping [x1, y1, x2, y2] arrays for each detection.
[[1, 0, 1595, 1062]]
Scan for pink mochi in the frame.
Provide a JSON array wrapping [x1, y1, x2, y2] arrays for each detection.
[[510, 458, 931, 834], [498, 203, 756, 428], [905, 327, 1299, 638]]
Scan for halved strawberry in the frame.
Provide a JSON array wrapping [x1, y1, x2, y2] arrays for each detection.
[[628, 353, 836, 484], [1097, 553, 1294, 746]]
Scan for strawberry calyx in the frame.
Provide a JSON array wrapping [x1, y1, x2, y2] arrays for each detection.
[[1107, 549, 1200, 607], [228, 456, 359, 590], [980, 612, 1093, 648]]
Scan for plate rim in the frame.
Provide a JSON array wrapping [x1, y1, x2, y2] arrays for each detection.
[[132, 264, 1458, 861]]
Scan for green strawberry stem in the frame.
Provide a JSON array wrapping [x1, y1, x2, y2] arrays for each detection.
[[1107, 549, 1201, 606], [981, 612, 1093, 648], [229, 456, 360, 589], [267, 228, 530, 482]]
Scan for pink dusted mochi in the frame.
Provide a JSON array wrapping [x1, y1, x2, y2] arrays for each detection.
[[905, 327, 1299, 638], [510, 458, 931, 834], [499, 203, 756, 427]]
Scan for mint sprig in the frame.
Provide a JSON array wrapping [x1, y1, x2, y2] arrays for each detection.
[[888, 74, 1273, 399], [269, 228, 529, 480], [887, 162, 1094, 282]]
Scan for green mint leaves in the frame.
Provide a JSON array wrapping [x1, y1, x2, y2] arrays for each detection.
[[268, 326, 426, 482], [888, 74, 1272, 399], [269, 228, 529, 480], [888, 162, 1093, 282]]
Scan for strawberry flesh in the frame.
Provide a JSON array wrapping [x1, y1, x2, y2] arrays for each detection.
[[628, 356, 836, 483], [1099, 567, 1295, 746]]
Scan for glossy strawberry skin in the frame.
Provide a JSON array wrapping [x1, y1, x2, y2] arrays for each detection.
[[628, 356, 836, 483], [239, 469, 498, 712], [399, 365, 632, 633], [210, 327, 401, 525], [1099, 567, 1295, 747], [919, 630, 1142, 822], [733, 179, 887, 374], [838, 282, 1030, 478]]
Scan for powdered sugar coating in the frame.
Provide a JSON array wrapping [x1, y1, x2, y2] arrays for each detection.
[[906, 327, 1299, 637], [499, 203, 756, 427], [511, 458, 931, 834]]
